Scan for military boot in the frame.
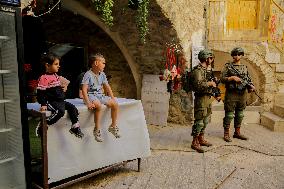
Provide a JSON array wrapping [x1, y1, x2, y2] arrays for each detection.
[[191, 136, 204, 153], [224, 127, 232, 142], [198, 133, 212, 147], [233, 127, 248, 140]]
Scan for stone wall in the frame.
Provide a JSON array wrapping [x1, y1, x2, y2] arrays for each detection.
[[156, 0, 206, 61], [21, 0, 283, 124], [39, 10, 137, 99], [271, 0, 284, 92], [209, 41, 278, 110], [154, 0, 206, 125]]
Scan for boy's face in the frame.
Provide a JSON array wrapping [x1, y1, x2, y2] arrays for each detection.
[[46, 58, 60, 73], [94, 57, 106, 72]]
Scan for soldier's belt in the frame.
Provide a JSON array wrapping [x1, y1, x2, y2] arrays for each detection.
[[226, 89, 246, 95], [194, 93, 211, 97]]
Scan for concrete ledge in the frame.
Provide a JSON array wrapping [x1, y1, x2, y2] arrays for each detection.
[[212, 101, 261, 111], [211, 110, 260, 124], [275, 93, 284, 105], [211, 102, 261, 124], [260, 112, 284, 132], [273, 105, 284, 118]]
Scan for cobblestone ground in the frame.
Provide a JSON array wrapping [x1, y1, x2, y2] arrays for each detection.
[[66, 123, 284, 189]]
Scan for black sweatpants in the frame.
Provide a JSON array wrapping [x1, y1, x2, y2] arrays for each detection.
[[46, 101, 79, 126]]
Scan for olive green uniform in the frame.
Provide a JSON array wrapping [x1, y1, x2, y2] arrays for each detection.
[[220, 62, 253, 128], [191, 64, 213, 136]]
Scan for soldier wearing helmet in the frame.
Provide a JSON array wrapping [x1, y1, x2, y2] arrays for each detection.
[[231, 47, 244, 56], [190, 49, 220, 153], [220, 47, 255, 142]]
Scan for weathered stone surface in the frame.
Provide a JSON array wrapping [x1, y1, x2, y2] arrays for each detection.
[[30, 0, 283, 124], [167, 91, 193, 125], [66, 123, 284, 189], [276, 73, 284, 82], [276, 64, 284, 73]]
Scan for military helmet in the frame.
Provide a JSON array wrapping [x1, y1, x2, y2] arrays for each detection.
[[198, 49, 214, 61], [231, 47, 244, 56]]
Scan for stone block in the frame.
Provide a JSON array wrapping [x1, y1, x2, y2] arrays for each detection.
[[276, 64, 284, 73], [273, 105, 284, 118], [276, 73, 284, 81], [275, 93, 284, 105], [141, 75, 170, 126], [260, 112, 284, 132], [265, 52, 280, 64], [211, 104, 261, 124]]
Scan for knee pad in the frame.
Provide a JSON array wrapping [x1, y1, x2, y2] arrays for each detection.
[[235, 111, 244, 126], [195, 120, 204, 126], [224, 111, 234, 124], [235, 111, 244, 119], [203, 116, 210, 125]]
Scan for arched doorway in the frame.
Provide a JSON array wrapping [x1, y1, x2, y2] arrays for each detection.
[[213, 50, 263, 105], [38, 6, 137, 99]]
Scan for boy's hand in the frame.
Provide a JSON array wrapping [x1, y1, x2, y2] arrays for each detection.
[[59, 76, 70, 87], [40, 106, 47, 112], [62, 86, 67, 92], [87, 103, 95, 110]]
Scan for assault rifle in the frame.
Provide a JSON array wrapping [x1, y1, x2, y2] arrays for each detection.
[[206, 69, 221, 102], [227, 64, 262, 101]]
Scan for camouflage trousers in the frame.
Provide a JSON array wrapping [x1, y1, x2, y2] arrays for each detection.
[[223, 90, 247, 128], [191, 95, 212, 136]]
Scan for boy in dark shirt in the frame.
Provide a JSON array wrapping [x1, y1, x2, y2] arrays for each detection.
[[37, 53, 84, 138]]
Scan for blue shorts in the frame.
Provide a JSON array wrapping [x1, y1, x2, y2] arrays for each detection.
[[88, 94, 111, 105]]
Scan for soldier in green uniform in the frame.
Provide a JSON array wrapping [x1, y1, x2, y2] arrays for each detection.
[[191, 49, 220, 153], [220, 47, 255, 142]]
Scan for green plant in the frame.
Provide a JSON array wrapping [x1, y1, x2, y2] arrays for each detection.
[[128, 0, 142, 10], [136, 0, 149, 43], [90, 0, 149, 43], [91, 0, 114, 27]]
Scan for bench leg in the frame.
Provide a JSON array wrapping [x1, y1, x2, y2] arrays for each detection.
[[137, 158, 141, 172]]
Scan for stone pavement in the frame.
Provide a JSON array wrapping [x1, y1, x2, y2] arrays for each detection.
[[66, 123, 284, 189]]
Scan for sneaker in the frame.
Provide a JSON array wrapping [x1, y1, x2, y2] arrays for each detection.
[[108, 126, 121, 138], [69, 127, 84, 139], [35, 122, 42, 138], [93, 129, 103, 142]]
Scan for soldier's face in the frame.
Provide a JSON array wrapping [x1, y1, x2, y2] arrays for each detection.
[[206, 57, 214, 65], [232, 54, 243, 62]]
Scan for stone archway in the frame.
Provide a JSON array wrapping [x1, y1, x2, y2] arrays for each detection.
[[62, 0, 141, 98], [213, 50, 263, 105]]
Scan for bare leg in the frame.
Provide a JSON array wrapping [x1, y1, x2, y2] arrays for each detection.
[[107, 99, 118, 127], [106, 99, 121, 138], [93, 100, 103, 142], [93, 100, 102, 130]]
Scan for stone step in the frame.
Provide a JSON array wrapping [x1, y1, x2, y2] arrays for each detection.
[[260, 112, 284, 132], [211, 110, 260, 124], [211, 101, 261, 124], [273, 105, 284, 118], [275, 93, 284, 105], [212, 104, 262, 112]]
